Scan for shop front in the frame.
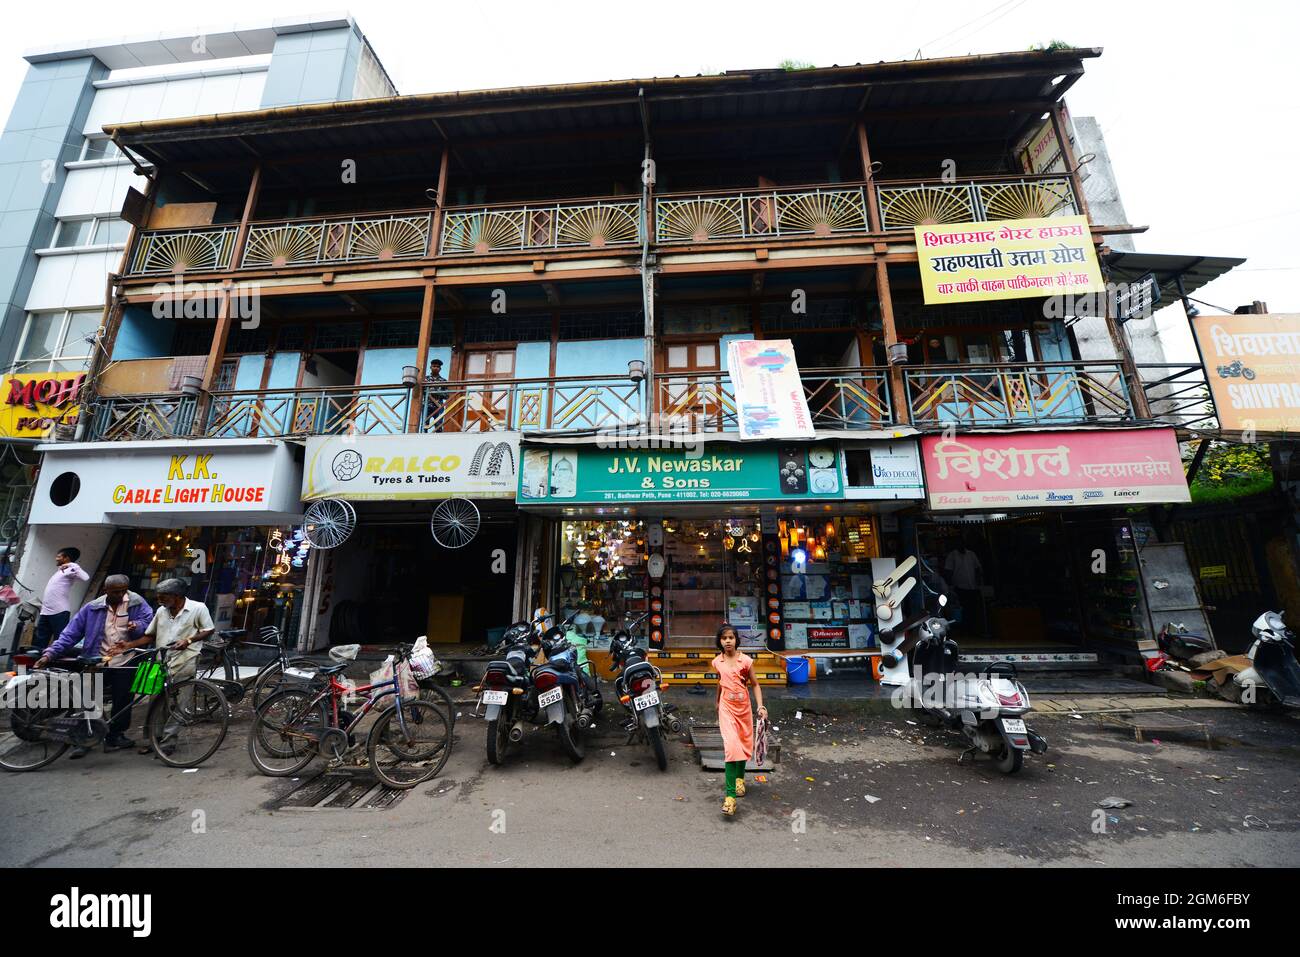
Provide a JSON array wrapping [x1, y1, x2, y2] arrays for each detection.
[[518, 438, 925, 668], [25, 439, 308, 641], [299, 431, 520, 649], [917, 427, 1193, 662]]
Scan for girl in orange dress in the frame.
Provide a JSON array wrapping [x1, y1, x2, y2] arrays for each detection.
[[712, 624, 767, 817]]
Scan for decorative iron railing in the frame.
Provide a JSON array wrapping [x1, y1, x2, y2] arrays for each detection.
[[655, 367, 892, 431], [905, 361, 1132, 427], [203, 386, 413, 438], [241, 212, 432, 268], [439, 200, 642, 255], [655, 186, 869, 244], [1139, 363, 1217, 431], [420, 376, 643, 433], [875, 175, 1080, 231], [128, 226, 238, 275], [87, 395, 199, 441]]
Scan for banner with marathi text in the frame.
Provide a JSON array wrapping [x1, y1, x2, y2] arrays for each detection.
[[1192, 314, 1300, 433], [915, 215, 1104, 305]]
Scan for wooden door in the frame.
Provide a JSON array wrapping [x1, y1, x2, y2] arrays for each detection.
[[660, 340, 724, 430], [463, 348, 515, 431]]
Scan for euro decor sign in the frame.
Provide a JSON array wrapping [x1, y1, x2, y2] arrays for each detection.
[[914, 216, 1104, 305], [303, 432, 520, 501], [921, 428, 1190, 510], [1, 372, 84, 439], [1192, 314, 1300, 433]]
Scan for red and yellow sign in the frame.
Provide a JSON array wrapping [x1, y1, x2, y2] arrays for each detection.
[[1192, 313, 1300, 433], [1, 373, 84, 439], [915, 215, 1104, 305]]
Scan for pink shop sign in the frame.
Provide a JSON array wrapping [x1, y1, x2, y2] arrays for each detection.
[[921, 428, 1190, 510]]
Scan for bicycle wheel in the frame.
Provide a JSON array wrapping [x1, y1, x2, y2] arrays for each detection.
[[252, 657, 319, 709], [147, 679, 230, 768], [0, 709, 70, 772], [416, 682, 457, 729], [366, 699, 451, 789], [247, 688, 326, 776]]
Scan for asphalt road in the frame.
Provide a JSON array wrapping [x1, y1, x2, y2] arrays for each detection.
[[2, 703, 1297, 867]]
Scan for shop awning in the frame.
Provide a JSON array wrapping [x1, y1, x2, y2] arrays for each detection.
[[1102, 251, 1246, 304]]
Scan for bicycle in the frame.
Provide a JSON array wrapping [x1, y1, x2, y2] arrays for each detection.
[[246, 643, 451, 789], [197, 626, 324, 711], [0, 644, 231, 772]]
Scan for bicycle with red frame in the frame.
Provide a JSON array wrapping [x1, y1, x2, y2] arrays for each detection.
[[246, 643, 450, 788]]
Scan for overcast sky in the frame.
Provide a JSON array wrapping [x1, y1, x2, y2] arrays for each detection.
[[3, 0, 1297, 356]]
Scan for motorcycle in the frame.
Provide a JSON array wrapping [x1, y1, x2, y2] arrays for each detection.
[[607, 613, 680, 771], [883, 594, 1047, 774], [1216, 360, 1256, 380], [1235, 610, 1300, 710], [477, 612, 587, 764]]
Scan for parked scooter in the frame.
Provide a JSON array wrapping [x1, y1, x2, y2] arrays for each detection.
[[607, 612, 681, 770], [1235, 610, 1300, 710], [883, 594, 1047, 773]]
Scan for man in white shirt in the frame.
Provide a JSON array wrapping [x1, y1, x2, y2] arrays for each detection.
[[144, 579, 215, 746], [944, 540, 985, 637]]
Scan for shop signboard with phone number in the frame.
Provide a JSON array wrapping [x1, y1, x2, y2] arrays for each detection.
[[519, 444, 844, 503]]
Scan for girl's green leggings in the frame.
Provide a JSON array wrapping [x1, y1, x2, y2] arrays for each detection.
[[725, 760, 746, 797]]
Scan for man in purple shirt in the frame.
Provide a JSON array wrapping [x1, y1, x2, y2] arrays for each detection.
[[34, 547, 90, 651]]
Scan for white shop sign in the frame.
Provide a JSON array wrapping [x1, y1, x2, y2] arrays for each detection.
[[840, 441, 925, 500], [303, 432, 520, 501], [30, 439, 304, 527]]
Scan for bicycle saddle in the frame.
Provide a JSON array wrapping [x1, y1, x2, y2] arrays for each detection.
[[316, 662, 348, 677]]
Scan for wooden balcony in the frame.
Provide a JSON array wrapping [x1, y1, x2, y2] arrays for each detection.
[[121, 173, 1088, 278], [904, 361, 1133, 428], [655, 367, 893, 432]]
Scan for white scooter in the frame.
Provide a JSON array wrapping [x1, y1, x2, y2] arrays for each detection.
[[883, 594, 1047, 773], [1235, 610, 1300, 710]]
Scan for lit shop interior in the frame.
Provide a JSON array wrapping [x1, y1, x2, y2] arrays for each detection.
[[103, 525, 311, 639], [556, 513, 886, 650]]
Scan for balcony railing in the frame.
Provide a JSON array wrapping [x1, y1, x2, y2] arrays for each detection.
[[655, 367, 893, 432], [655, 185, 869, 244], [203, 386, 413, 438], [240, 212, 432, 268], [1139, 363, 1217, 431], [88, 394, 198, 441], [439, 199, 642, 255], [905, 361, 1133, 428], [875, 174, 1080, 232], [129, 226, 238, 275], [421, 376, 643, 433]]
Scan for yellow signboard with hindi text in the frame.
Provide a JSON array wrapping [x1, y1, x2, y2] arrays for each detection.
[[915, 215, 1104, 305]]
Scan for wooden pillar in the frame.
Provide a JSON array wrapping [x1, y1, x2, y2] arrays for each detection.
[[409, 280, 436, 431], [427, 147, 450, 256], [195, 280, 235, 434], [876, 259, 909, 425], [856, 122, 882, 233], [230, 165, 263, 270], [1049, 106, 1090, 221]]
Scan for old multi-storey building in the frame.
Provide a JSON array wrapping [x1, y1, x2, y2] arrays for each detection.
[[4, 41, 1243, 680]]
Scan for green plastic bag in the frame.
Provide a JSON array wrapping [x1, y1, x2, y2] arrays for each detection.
[[130, 661, 165, 696]]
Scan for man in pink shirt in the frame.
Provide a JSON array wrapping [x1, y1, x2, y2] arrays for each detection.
[[34, 547, 90, 651]]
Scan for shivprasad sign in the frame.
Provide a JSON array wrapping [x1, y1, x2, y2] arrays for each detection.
[[519, 444, 844, 504]]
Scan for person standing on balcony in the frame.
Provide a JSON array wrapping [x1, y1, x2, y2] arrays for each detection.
[[427, 358, 448, 432], [33, 548, 90, 651]]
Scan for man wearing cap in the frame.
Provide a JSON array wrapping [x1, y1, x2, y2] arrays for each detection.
[[144, 579, 215, 744]]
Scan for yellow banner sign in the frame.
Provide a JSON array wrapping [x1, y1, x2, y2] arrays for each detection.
[[1193, 313, 1300, 433], [915, 215, 1104, 305], [0, 372, 85, 439]]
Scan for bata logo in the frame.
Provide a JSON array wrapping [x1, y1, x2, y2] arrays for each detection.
[[49, 887, 151, 937], [6, 374, 84, 410]]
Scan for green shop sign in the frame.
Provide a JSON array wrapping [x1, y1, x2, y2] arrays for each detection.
[[519, 444, 843, 504]]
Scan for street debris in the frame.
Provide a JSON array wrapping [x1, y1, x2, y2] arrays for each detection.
[[1097, 797, 1133, 809]]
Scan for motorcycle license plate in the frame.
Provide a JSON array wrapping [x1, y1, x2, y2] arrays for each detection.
[[284, 668, 315, 680], [537, 687, 564, 708], [1001, 718, 1027, 734], [633, 690, 660, 711], [480, 690, 509, 706]]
